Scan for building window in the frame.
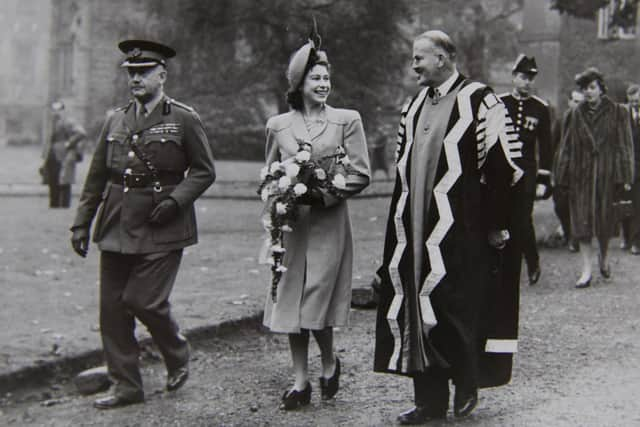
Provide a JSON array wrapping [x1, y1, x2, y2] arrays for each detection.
[[598, 0, 638, 39]]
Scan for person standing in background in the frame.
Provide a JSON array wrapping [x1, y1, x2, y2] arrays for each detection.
[[620, 84, 640, 254], [555, 67, 634, 288], [552, 89, 584, 252], [499, 55, 553, 286], [41, 100, 86, 208]]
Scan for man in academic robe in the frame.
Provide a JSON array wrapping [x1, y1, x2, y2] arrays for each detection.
[[373, 30, 523, 424]]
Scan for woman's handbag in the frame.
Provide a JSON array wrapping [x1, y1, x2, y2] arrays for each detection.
[[613, 186, 634, 220]]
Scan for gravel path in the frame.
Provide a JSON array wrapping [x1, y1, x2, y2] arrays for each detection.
[[2, 245, 639, 426]]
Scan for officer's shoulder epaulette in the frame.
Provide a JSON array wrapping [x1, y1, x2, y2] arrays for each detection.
[[166, 98, 195, 113], [113, 100, 133, 113], [531, 95, 549, 107], [497, 92, 511, 99]]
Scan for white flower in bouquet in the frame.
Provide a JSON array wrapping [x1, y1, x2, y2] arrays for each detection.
[[259, 166, 269, 180], [285, 163, 300, 177], [295, 150, 311, 162], [339, 154, 351, 166], [293, 183, 308, 195], [281, 224, 293, 232], [261, 217, 272, 229], [278, 176, 292, 189], [271, 244, 286, 253], [314, 168, 327, 180], [269, 161, 282, 173], [276, 265, 288, 273], [260, 188, 270, 202], [332, 173, 347, 190], [275, 202, 288, 214]]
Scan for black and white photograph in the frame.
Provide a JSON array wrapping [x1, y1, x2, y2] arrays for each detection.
[[0, 1, 639, 426]]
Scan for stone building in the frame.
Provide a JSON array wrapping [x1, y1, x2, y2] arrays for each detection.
[[0, 0, 52, 146], [520, 0, 640, 111], [4, 0, 639, 152]]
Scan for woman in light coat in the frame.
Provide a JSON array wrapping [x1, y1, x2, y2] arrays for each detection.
[[262, 41, 370, 410], [555, 68, 634, 287]]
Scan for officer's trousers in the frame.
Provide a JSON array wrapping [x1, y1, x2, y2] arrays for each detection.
[[99, 250, 189, 396], [412, 368, 450, 416]]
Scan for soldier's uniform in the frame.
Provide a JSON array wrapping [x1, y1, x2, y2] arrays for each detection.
[[71, 40, 216, 403], [499, 55, 552, 286], [42, 102, 86, 208]]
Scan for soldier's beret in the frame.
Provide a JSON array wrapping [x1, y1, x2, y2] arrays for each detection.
[[286, 41, 329, 91], [575, 67, 606, 90], [118, 39, 176, 68], [512, 54, 538, 75]]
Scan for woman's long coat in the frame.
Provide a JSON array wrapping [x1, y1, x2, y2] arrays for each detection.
[[555, 97, 634, 242], [262, 106, 371, 333]]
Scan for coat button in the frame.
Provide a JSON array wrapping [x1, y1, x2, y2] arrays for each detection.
[[128, 151, 135, 158], [132, 134, 139, 141]]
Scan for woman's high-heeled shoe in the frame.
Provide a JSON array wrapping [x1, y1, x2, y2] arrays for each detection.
[[575, 276, 592, 289], [319, 356, 340, 400], [280, 382, 312, 410]]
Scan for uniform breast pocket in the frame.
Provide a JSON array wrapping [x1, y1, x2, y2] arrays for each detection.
[[143, 134, 187, 171], [106, 134, 128, 168]]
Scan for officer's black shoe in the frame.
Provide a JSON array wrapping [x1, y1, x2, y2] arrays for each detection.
[[93, 392, 144, 410], [167, 364, 189, 392], [397, 406, 446, 425], [453, 388, 478, 418]]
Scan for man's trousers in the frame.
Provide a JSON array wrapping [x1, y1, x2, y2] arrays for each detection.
[[99, 250, 189, 396]]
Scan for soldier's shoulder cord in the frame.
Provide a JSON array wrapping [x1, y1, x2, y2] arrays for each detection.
[[165, 98, 195, 113]]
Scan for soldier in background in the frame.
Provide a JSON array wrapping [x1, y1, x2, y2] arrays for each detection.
[[70, 39, 216, 409], [621, 84, 640, 254], [499, 55, 553, 285], [552, 89, 584, 252], [40, 100, 86, 208]]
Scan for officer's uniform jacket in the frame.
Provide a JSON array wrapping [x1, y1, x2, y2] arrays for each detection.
[[499, 92, 552, 178], [72, 95, 216, 253]]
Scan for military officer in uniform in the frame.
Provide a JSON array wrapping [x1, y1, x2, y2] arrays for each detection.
[[499, 55, 552, 286], [70, 39, 216, 409], [41, 100, 86, 208]]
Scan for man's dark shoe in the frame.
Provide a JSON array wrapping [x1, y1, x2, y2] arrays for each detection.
[[397, 406, 445, 425], [93, 393, 144, 410], [528, 266, 541, 285], [453, 389, 477, 418], [167, 364, 189, 392]]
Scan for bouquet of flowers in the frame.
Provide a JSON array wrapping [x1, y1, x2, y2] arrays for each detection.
[[258, 139, 353, 302]]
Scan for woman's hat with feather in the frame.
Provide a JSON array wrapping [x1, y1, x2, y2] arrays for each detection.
[[286, 20, 328, 91]]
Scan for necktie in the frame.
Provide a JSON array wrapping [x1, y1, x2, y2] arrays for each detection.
[[427, 87, 440, 105], [138, 105, 147, 120]]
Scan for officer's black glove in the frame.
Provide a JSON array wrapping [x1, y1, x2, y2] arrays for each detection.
[[149, 198, 179, 225], [71, 227, 90, 258]]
